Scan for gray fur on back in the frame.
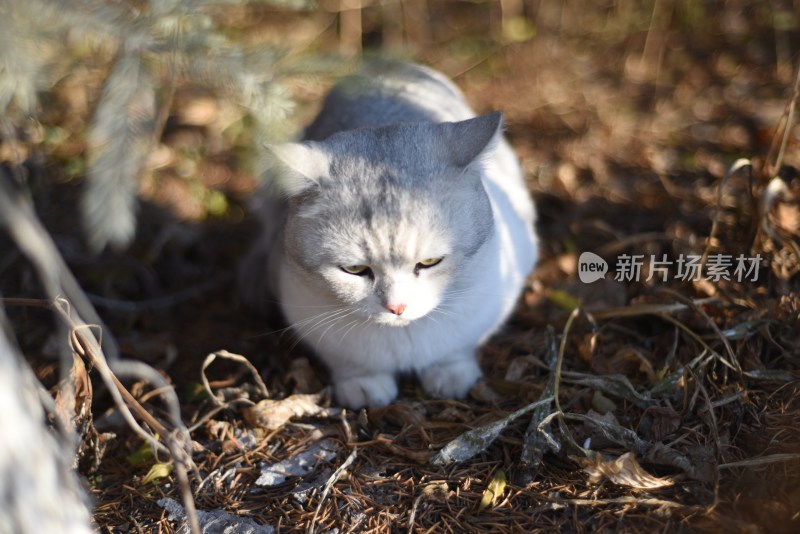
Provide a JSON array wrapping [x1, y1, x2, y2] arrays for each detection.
[[304, 61, 473, 140]]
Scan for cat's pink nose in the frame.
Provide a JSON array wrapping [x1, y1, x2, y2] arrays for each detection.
[[385, 303, 407, 315]]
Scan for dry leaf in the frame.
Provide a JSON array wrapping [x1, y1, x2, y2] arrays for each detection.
[[638, 405, 682, 441], [159, 497, 276, 533], [582, 452, 673, 489], [368, 403, 426, 428], [284, 357, 322, 393], [478, 470, 507, 511], [432, 397, 553, 465], [577, 332, 599, 365], [521, 357, 559, 466], [504, 356, 544, 382], [127, 437, 158, 467], [469, 380, 506, 403], [644, 442, 716, 483], [422, 481, 450, 500], [143, 462, 173, 485], [256, 439, 338, 487], [243, 392, 325, 430], [55, 352, 92, 430], [595, 346, 656, 382]]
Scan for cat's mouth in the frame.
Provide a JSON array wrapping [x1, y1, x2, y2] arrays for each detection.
[[371, 309, 419, 326]]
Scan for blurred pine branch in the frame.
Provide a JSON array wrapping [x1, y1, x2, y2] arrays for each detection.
[[0, 0, 319, 251]]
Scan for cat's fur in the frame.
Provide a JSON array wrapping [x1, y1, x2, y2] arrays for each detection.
[[242, 61, 537, 409]]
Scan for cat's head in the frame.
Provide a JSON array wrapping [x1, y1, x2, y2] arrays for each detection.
[[269, 113, 501, 325]]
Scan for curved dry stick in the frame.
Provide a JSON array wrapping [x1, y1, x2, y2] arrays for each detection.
[[56, 300, 171, 451], [553, 307, 580, 415], [200, 349, 270, 408], [551, 307, 590, 456]]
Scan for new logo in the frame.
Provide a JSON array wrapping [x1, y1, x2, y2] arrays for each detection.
[[578, 252, 608, 283]]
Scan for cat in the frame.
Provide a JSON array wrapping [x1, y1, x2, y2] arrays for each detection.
[[241, 61, 538, 409]]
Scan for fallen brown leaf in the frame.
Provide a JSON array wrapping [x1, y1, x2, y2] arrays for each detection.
[[582, 451, 674, 489], [243, 392, 326, 430]]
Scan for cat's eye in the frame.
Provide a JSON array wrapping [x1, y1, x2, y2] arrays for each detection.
[[415, 257, 443, 273], [341, 264, 371, 276]]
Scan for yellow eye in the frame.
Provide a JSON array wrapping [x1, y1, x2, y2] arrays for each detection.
[[341, 264, 370, 275], [416, 257, 443, 269]]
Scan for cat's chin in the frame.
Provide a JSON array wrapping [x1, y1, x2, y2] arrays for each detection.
[[371, 313, 418, 327]]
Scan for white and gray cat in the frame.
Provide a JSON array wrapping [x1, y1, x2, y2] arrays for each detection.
[[241, 61, 538, 409]]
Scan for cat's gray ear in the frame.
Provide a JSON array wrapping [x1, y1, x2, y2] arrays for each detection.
[[265, 142, 329, 197], [440, 112, 503, 168]]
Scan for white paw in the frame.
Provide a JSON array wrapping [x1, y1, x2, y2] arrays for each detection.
[[333, 373, 398, 409], [419, 357, 482, 400]]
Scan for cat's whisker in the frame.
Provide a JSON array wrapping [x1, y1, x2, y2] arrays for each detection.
[[301, 308, 358, 336], [334, 320, 356, 343], [424, 312, 443, 326], [258, 307, 355, 341], [289, 309, 349, 337], [279, 302, 345, 310], [273, 324, 300, 340], [443, 288, 510, 299], [286, 306, 357, 350], [313, 309, 361, 351], [428, 307, 456, 322], [337, 319, 363, 344], [247, 295, 346, 312], [293, 313, 353, 345]]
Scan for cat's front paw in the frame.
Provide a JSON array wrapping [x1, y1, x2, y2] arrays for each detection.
[[419, 357, 482, 400], [334, 373, 398, 409]]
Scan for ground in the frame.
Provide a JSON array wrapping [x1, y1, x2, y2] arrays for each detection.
[[2, 1, 800, 533]]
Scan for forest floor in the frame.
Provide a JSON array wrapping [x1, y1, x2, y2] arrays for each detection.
[[3, 2, 800, 533]]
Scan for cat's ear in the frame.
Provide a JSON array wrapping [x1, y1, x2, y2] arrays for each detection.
[[264, 142, 329, 197], [439, 112, 503, 168]]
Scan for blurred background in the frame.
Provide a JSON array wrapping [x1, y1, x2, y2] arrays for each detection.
[[2, 0, 798, 249]]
